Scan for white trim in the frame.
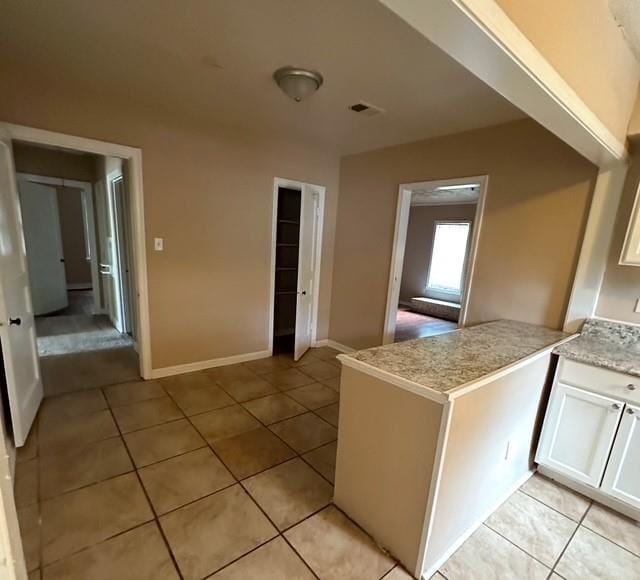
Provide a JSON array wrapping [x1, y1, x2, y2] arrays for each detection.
[[326, 339, 355, 353], [268, 177, 326, 355], [382, 175, 488, 345], [150, 349, 271, 379], [564, 164, 628, 332], [420, 469, 535, 579], [379, 0, 627, 166], [66, 284, 92, 291], [4, 123, 152, 379], [415, 399, 454, 577], [16, 172, 102, 313]]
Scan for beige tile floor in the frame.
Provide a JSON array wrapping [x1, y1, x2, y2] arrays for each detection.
[[14, 347, 640, 579]]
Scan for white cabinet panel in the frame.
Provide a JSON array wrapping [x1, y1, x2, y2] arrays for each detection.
[[602, 404, 640, 509], [536, 383, 623, 487]]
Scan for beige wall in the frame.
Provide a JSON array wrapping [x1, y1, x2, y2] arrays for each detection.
[[628, 90, 640, 138], [0, 74, 340, 370], [13, 142, 96, 182], [57, 186, 91, 287], [496, 0, 640, 142], [596, 146, 640, 324], [330, 119, 597, 349], [399, 204, 476, 303]]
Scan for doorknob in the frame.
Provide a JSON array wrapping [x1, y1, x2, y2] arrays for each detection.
[[9, 317, 21, 326]]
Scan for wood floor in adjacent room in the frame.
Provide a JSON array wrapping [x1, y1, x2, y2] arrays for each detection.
[[394, 306, 457, 343]]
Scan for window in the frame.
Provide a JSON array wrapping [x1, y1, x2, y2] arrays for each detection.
[[426, 221, 471, 299]]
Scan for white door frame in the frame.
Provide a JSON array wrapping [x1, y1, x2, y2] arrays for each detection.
[[16, 173, 102, 314], [1, 123, 152, 379], [268, 177, 325, 355], [382, 175, 488, 344]]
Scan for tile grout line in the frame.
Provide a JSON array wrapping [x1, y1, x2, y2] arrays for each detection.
[[547, 500, 592, 577], [183, 360, 328, 579], [481, 522, 555, 572], [102, 385, 186, 580], [34, 350, 342, 578], [518, 485, 590, 523], [200, 362, 340, 578]]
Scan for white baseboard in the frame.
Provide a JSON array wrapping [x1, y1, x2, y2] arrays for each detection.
[[327, 339, 355, 353], [312, 339, 355, 353], [67, 283, 92, 291], [150, 349, 271, 379], [421, 469, 534, 579]]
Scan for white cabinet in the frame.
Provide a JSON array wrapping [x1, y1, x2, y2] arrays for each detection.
[[536, 358, 640, 519], [536, 384, 623, 487], [601, 404, 640, 510]]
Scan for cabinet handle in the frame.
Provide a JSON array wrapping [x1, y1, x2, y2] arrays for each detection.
[[611, 403, 621, 410], [627, 408, 636, 415], [627, 384, 637, 391]]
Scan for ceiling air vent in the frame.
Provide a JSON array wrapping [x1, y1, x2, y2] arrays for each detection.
[[349, 101, 385, 117]]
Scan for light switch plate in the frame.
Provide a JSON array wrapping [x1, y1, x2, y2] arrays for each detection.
[[154, 238, 164, 251], [635, 298, 640, 313]]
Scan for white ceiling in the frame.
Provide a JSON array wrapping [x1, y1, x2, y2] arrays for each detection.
[[610, 0, 640, 62], [0, 0, 525, 155], [411, 186, 479, 206]]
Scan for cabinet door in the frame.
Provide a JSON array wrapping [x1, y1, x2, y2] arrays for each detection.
[[601, 404, 640, 509], [536, 383, 623, 487]]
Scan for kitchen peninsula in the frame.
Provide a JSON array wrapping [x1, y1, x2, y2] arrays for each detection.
[[334, 320, 571, 579]]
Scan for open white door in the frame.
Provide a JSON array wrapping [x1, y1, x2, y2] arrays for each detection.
[[0, 131, 44, 447], [17, 180, 68, 315], [293, 187, 319, 361], [0, 400, 28, 580], [110, 175, 133, 335]]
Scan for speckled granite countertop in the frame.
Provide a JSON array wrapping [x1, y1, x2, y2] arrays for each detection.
[[553, 319, 640, 378], [341, 320, 570, 395]]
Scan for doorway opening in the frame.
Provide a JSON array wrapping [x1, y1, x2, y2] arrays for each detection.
[[0, 123, 151, 450], [269, 178, 325, 361], [383, 176, 487, 344], [13, 145, 139, 395]]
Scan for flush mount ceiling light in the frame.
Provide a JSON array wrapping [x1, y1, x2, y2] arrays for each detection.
[[273, 66, 323, 102]]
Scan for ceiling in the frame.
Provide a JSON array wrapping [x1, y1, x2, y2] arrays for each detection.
[[609, 0, 640, 62], [411, 185, 480, 206], [0, 0, 525, 155]]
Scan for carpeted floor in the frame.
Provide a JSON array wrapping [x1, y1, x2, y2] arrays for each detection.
[[35, 290, 139, 395], [36, 314, 134, 356]]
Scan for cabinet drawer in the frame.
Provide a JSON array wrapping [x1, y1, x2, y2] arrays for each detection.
[[558, 358, 640, 405]]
